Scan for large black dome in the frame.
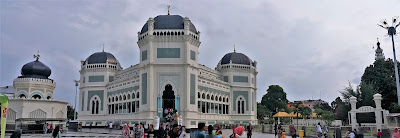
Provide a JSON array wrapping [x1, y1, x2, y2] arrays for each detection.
[[85, 52, 119, 65], [140, 15, 197, 34], [220, 52, 252, 65], [20, 60, 51, 79]]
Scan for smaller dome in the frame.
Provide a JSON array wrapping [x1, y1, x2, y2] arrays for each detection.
[[20, 60, 51, 79], [220, 52, 253, 65], [85, 52, 119, 65]]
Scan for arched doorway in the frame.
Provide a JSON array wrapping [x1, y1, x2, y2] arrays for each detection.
[[162, 84, 175, 111]]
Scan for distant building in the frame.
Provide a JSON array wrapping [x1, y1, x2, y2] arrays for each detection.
[[1, 54, 68, 132], [287, 99, 327, 110]]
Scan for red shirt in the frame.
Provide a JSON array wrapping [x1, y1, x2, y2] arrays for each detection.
[[377, 131, 382, 136]]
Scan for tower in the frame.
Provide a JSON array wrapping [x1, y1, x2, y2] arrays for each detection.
[[375, 39, 385, 60]]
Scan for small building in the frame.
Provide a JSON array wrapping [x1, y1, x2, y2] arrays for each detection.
[[287, 99, 327, 110], [0, 54, 68, 133]]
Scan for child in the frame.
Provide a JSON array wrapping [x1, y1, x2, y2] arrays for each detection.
[[377, 129, 382, 138]]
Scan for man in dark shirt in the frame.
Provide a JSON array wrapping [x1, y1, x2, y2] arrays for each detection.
[[168, 124, 181, 138]]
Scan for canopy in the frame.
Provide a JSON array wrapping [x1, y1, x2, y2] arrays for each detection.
[[273, 112, 292, 118], [289, 112, 302, 118]]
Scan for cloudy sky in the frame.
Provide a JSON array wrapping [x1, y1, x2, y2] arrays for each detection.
[[1, 0, 400, 105]]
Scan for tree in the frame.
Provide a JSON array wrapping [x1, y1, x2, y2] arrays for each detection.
[[67, 105, 77, 120], [322, 112, 335, 126], [359, 82, 376, 107], [331, 97, 350, 124], [257, 103, 271, 120], [313, 103, 332, 112], [361, 58, 400, 112], [340, 82, 361, 103], [261, 85, 289, 112]]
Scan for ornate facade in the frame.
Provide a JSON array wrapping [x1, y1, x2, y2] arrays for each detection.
[[77, 14, 258, 128]]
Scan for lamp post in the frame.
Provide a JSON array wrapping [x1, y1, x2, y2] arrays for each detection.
[[378, 16, 400, 104], [74, 80, 79, 120]]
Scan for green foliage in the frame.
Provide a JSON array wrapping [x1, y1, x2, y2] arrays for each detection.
[[314, 108, 325, 116], [313, 103, 332, 111], [261, 85, 289, 112], [299, 106, 312, 118], [322, 112, 335, 126], [361, 58, 400, 112], [331, 97, 350, 124], [359, 82, 376, 107], [67, 105, 77, 120], [340, 82, 361, 103], [257, 103, 271, 120]]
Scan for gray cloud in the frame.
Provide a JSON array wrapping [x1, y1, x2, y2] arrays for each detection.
[[1, 0, 400, 106]]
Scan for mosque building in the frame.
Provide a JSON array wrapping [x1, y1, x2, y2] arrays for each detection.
[[77, 12, 258, 128], [1, 52, 68, 131]]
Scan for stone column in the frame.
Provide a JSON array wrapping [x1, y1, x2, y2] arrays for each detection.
[[350, 96, 357, 130], [374, 93, 383, 131]]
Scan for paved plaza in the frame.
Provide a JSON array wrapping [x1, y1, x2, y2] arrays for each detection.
[[2, 128, 275, 138]]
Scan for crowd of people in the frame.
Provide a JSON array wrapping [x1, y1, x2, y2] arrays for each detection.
[[118, 122, 253, 138]]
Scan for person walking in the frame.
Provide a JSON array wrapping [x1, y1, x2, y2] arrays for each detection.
[[289, 124, 296, 138], [392, 127, 400, 138], [247, 123, 253, 138], [148, 124, 155, 138], [51, 126, 61, 138], [43, 123, 48, 134], [316, 123, 322, 138]]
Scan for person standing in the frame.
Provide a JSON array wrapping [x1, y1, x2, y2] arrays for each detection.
[[122, 124, 132, 138], [44, 123, 48, 134], [289, 124, 296, 138], [190, 123, 206, 138], [274, 123, 277, 138], [316, 123, 322, 138], [109, 122, 113, 133], [134, 124, 142, 138], [206, 125, 216, 138], [349, 131, 355, 138], [51, 126, 61, 138], [392, 127, 400, 138], [246, 123, 253, 138], [377, 129, 382, 138], [148, 124, 155, 138], [169, 124, 181, 138]]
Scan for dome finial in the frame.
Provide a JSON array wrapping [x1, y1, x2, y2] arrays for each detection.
[[33, 50, 40, 61], [234, 45, 236, 52], [377, 38, 381, 48], [102, 44, 104, 52], [167, 5, 170, 15]]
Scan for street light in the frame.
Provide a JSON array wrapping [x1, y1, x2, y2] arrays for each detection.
[[74, 80, 79, 120], [378, 16, 400, 104]]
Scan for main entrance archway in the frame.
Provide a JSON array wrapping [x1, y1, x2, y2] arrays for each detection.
[[162, 84, 175, 110]]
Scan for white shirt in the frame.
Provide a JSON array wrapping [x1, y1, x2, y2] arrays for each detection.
[[109, 123, 113, 128], [349, 132, 355, 138], [317, 125, 322, 133]]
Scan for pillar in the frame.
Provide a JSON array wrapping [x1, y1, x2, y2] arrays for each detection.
[[350, 96, 357, 130], [374, 93, 383, 131]]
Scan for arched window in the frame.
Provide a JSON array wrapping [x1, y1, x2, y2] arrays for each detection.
[[223, 98, 225, 102], [198, 92, 200, 98], [215, 96, 218, 101], [137, 92, 140, 98], [116, 96, 118, 101], [202, 93, 205, 99], [47, 96, 51, 100], [123, 95, 126, 100], [227, 98, 229, 103], [32, 95, 41, 99], [237, 97, 245, 114], [18, 94, 26, 99], [109, 97, 111, 102], [91, 97, 100, 114], [132, 93, 135, 99], [127, 94, 130, 100], [219, 97, 222, 102], [207, 94, 210, 100], [112, 97, 115, 102], [211, 95, 214, 100], [119, 95, 122, 101]]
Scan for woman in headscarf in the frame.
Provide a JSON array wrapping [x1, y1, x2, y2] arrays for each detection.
[[122, 124, 132, 138], [179, 126, 187, 138], [51, 126, 61, 138], [234, 126, 246, 138], [392, 127, 400, 138]]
